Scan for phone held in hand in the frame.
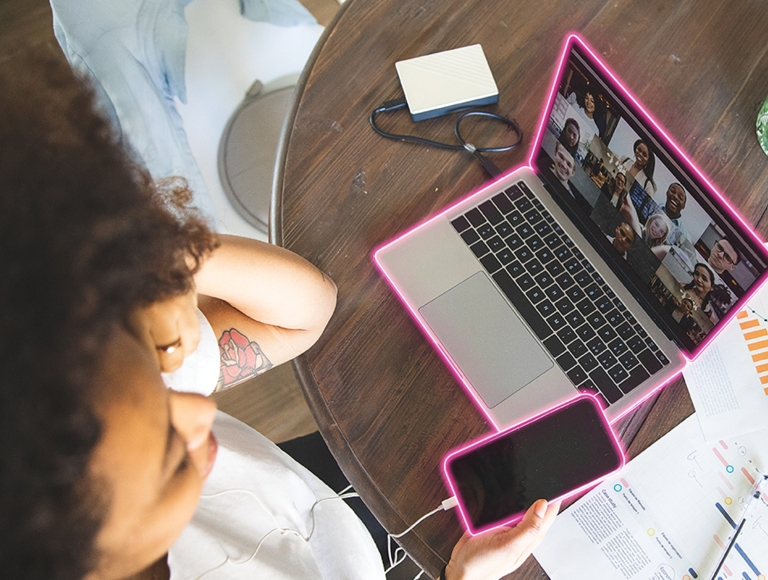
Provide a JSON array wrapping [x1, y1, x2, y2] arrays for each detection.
[[442, 394, 625, 535]]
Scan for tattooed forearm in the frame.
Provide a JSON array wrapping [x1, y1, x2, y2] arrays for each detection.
[[214, 328, 273, 392]]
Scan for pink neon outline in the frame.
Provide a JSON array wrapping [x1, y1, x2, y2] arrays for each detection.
[[371, 32, 768, 430], [439, 394, 626, 536]]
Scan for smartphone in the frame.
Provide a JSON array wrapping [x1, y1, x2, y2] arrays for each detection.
[[441, 394, 625, 535]]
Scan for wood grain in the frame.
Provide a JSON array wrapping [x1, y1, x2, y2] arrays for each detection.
[[275, 0, 768, 577]]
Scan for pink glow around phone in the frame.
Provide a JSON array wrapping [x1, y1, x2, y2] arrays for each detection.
[[441, 394, 625, 535]]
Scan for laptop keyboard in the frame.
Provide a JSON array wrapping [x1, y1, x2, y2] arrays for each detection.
[[450, 180, 670, 408]]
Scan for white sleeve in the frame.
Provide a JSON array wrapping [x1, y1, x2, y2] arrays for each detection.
[[162, 309, 220, 395]]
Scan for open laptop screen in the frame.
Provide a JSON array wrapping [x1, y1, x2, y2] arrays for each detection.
[[534, 37, 768, 355]]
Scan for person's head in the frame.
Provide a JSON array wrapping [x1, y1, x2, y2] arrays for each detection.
[[0, 50, 218, 578], [665, 183, 687, 220], [679, 297, 694, 316], [582, 91, 596, 116], [553, 141, 576, 183], [709, 238, 740, 274], [645, 213, 672, 246], [685, 263, 715, 296], [632, 139, 657, 191], [560, 118, 581, 152], [613, 172, 627, 193], [613, 222, 636, 254]]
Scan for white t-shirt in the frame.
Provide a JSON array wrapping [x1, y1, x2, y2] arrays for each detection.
[[165, 311, 385, 579]]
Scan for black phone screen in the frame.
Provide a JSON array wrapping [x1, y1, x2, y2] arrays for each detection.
[[444, 396, 623, 533]]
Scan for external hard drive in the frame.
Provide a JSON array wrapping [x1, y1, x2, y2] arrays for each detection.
[[395, 44, 499, 121]]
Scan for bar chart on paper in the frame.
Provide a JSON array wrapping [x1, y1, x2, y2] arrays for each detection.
[[736, 308, 768, 394], [534, 416, 768, 580]]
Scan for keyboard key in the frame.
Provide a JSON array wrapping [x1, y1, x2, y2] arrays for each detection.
[[587, 337, 606, 356], [557, 326, 577, 345], [608, 337, 628, 357], [534, 222, 553, 237], [619, 351, 639, 370], [461, 229, 480, 245], [605, 309, 623, 327], [595, 295, 613, 313], [518, 181, 534, 197], [543, 335, 566, 358], [586, 311, 606, 329], [451, 216, 470, 232], [469, 240, 489, 258], [537, 299, 556, 317], [494, 221, 513, 238], [527, 259, 544, 276], [544, 233, 562, 250], [557, 352, 577, 371], [505, 185, 523, 202], [517, 223, 535, 239], [547, 312, 567, 331], [584, 283, 601, 301], [536, 247, 555, 264], [545, 260, 565, 277], [566, 286, 585, 303], [496, 248, 514, 265], [492, 270, 551, 340], [479, 200, 504, 225], [507, 210, 524, 227], [564, 258, 581, 274], [575, 324, 596, 342], [553, 296, 573, 313], [567, 365, 588, 385], [597, 349, 618, 369], [616, 322, 634, 340], [554, 246, 573, 261], [546, 286, 566, 302], [627, 335, 645, 351], [565, 311, 585, 328], [578, 352, 599, 372], [492, 192, 514, 214], [573, 270, 592, 286], [607, 364, 629, 384], [507, 261, 524, 277], [589, 368, 623, 403], [619, 366, 650, 394], [478, 223, 495, 239], [555, 273, 575, 289], [657, 351, 670, 366], [506, 233, 524, 251], [569, 340, 588, 359], [637, 349, 662, 374], [576, 298, 597, 316], [516, 198, 533, 214], [466, 208, 485, 227], [535, 272, 554, 289], [526, 286, 546, 304], [528, 235, 544, 252], [514, 246, 534, 263], [480, 253, 502, 273], [525, 209, 543, 226], [486, 236, 504, 253], [517, 273, 536, 292], [597, 325, 617, 342]]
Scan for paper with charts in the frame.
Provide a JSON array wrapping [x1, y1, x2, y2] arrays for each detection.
[[534, 414, 768, 580], [683, 282, 768, 441]]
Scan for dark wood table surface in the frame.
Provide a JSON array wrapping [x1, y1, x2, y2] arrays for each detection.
[[272, 1, 768, 577]]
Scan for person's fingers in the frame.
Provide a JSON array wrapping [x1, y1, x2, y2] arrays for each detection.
[[508, 500, 561, 568]]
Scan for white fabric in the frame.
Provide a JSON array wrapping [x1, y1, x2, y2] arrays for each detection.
[[164, 311, 385, 579], [162, 309, 221, 395]]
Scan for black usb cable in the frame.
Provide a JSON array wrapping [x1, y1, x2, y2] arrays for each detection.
[[369, 98, 523, 178]]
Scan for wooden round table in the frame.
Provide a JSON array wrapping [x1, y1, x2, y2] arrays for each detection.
[[272, 1, 768, 576]]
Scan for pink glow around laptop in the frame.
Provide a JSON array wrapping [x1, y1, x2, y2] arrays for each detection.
[[440, 394, 626, 535], [372, 33, 768, 430]]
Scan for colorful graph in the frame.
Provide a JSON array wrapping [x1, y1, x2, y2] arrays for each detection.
[[736, 310, 768, 395]]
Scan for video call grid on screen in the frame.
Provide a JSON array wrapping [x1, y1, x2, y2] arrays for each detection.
[[533, 38, 768, 354]]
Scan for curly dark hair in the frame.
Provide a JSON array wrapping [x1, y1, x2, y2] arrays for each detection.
[[0, 49, 217, 579]]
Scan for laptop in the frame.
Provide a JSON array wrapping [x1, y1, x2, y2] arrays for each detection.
[[373, 34, 768, 429]]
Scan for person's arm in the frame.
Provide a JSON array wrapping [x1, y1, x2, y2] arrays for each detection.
[[444, 499, 561, 580], [195, 234, 337, 391], [619, 193, 642, 236]]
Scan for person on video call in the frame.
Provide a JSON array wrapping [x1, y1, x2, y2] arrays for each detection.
[[618, 139, 657, 195], [601, 172, 628, 208], [1, 52, 562, 580], [559, 117, 581, 157], [567, 89, 605, 140], [608, 222, 636, 258], [621, 182, 688, 247], [551, 140, 592, 214], [680, 263, 716, 310], [708, 237, 741, 275]]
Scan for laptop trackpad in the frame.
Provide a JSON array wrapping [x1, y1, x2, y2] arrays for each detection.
[[419, 272, 553, 408]]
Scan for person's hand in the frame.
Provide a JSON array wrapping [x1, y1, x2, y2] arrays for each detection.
[[128, 289, 201, 373], [444, 499, 561, 580]]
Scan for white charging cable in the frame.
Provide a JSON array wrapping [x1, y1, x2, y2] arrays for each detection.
[[385, 497, 459, 578]]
